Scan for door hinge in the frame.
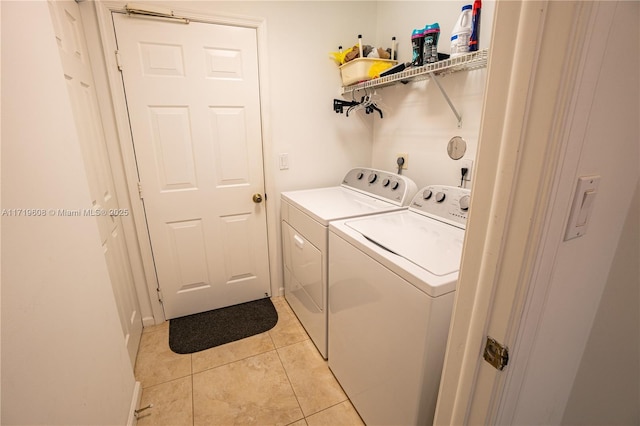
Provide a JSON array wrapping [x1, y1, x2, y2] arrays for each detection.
[[156, 288, 163, 303], [115, 50, 123, 71], [483, 336, 509, 371], [137, 181, 143, 199]]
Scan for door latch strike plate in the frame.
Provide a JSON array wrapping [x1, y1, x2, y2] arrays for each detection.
[[115, 50, 123, 71], [483, 336, 509, 371]]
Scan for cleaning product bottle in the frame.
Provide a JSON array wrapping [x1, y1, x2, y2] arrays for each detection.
[[450, 5, 472, 58], [469, 0, 482, 52], [422, 23, 440, 64], [411, 28, 425, 66]]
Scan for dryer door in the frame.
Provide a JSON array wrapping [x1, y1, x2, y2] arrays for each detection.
[[281, 221, 328, 357], [282, 222, 324, 311]]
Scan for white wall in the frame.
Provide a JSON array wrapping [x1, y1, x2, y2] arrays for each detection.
[[562, 181, 640, 424], [371, 1, 494, 189], [1, 2, 136, 424]]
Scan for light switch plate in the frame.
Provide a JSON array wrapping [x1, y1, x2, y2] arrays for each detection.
[[564, 175, 601, 241], [278, 153, 289, 170]]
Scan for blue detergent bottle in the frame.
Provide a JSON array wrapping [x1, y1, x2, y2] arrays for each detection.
[[411, 28, 425, 66], [422, 23, 440, 64]]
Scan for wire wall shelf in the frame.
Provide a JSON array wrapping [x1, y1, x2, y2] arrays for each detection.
[[339, 48, 489, 128], [340, 48, 489, 95]]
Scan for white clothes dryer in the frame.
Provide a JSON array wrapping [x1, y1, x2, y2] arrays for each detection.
[[328, 185, 471, 425], [281, 168, 417, 359]]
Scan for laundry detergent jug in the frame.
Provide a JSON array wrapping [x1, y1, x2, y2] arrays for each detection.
[[450, 5, 472, 57]]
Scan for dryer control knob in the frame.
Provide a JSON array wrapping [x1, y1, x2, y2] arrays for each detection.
[[356, 172, 364, 180], [423, 189, 433, 200], [391, 181, 400, 190], [382, 178, 390, 187], [435, 192, 446, 203], [459, 195, 470, 211], [368, 173, 378, 184]]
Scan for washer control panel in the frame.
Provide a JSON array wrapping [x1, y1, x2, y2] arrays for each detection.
[[410, 185, 471, 229], [342, 168, 418, 206]]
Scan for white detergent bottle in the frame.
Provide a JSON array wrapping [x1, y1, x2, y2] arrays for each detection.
[[450, 4, 472, 57]]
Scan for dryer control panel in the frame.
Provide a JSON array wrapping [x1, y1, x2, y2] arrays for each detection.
[[341, 168, 418, 206], [410, 185, 471, 229]]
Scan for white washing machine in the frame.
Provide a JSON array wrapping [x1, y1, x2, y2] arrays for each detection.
[[328, 185, 471, 425], [281, 168, 417, 359]]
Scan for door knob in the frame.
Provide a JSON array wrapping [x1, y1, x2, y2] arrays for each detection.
[[252, 193, 263, 203]]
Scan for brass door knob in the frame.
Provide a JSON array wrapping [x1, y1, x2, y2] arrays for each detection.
[[252, 193, 263, 203]]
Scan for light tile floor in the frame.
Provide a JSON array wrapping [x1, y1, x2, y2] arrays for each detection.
[[134, 296, 364, 426]]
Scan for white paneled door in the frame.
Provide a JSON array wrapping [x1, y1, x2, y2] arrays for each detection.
[[48, 1, 142, 366], [112, 14, 271, 319]]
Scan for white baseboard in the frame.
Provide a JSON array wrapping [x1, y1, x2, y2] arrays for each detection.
[[142, 316, 157, 327], [126, 381, 142, 426]]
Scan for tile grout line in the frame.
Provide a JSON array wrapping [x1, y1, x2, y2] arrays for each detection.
[[273, 343, 306, 425], [270, 298, 313, 422], [270, 299, 305, 420], [190, 353, 195, 426]]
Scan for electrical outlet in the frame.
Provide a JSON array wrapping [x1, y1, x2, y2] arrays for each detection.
[[460, 158, 473, 181], [396, 153, 408, 170]]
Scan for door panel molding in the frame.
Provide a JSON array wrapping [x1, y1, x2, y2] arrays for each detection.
[[49, 0, 143, 366], [89, 1, 276, 323]]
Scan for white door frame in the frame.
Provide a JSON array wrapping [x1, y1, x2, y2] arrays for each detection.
[[435, 1, 612, 423], [89, 1, 277, 324], [491, 3, 618, 423]]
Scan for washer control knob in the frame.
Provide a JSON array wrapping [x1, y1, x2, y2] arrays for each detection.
[[356, 172, 364, 180], [368, 173, 378, 184], [391, 181, 400, 190], [382, 178, 390, 187], [459, 195, 470, 211], [422, 189, 433, 200], [435, 192, 446, 203]]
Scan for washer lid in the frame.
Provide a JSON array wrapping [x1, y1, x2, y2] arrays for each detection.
[[345, 212, 465, 276], [281, 187, 402, 225]]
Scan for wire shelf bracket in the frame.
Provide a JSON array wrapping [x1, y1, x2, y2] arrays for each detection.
[[429, 71, 463, 127]]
